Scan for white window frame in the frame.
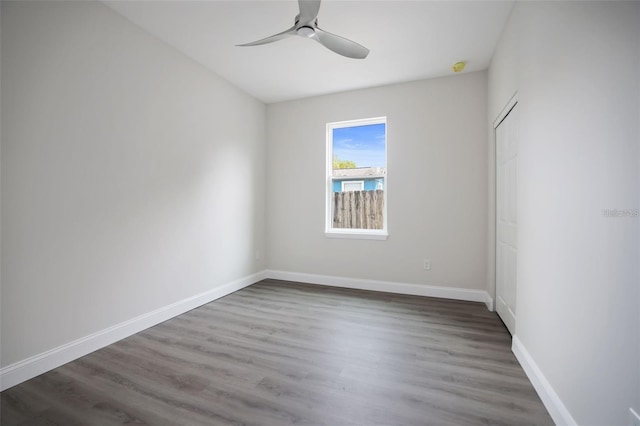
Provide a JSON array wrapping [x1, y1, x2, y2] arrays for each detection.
[[341, 180, 364, 192], [326, 116, 388, 240]]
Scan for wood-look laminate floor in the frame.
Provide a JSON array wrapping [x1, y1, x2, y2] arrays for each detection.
[[1, 279, 553, 425]]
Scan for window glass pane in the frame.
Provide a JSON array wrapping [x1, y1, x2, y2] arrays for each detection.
[[332, 123, 386, 173]]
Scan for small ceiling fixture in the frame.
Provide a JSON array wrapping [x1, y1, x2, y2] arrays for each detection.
[[452, 61, 466, 73], [237, 0, 369, 59]]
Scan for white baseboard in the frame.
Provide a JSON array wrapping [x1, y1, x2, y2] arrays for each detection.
[[512, 335, 576, 426], [266, 269, 493, 309], [484, 292, 495, 311], [0, 271, 267, 392]]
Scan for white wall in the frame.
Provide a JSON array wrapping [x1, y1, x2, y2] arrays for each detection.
[[488, 2, 640, 424], [637, 15, 640, 421], [1, 1, 266, 367], [0, 2, 3, 368], [267, 72, 488, 292]]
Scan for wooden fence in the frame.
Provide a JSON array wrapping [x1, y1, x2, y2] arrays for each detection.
[[332, 190, 384, 229]]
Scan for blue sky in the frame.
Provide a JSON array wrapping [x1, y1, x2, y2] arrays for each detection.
[[333, 123, 386, 168]]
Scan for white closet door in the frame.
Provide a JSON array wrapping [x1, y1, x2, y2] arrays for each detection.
[[496, 104, 518, 335]]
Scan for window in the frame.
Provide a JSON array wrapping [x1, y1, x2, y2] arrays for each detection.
[[326, 117, 387, 239], [341, 181, 364, 192]]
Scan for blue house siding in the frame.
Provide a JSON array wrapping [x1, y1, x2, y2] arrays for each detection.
[[333, 178, 384, 192]]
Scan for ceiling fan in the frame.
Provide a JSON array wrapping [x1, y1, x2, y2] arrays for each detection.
[[237, 0, 370, 59]]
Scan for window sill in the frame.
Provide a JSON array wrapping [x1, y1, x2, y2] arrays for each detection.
[[325, 230, 388, 240]]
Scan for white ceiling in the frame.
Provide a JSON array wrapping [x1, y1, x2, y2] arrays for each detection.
[[104, 1, 514, 104]]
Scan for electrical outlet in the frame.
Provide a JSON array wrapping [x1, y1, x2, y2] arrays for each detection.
[[423, 258, 431, 270], [630, 408, 640, 426]]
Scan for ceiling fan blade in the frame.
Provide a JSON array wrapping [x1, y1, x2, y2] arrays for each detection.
[[313, 27, 369, 59], [237, 25, 297, 47], [298, 0, 321, 25]]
